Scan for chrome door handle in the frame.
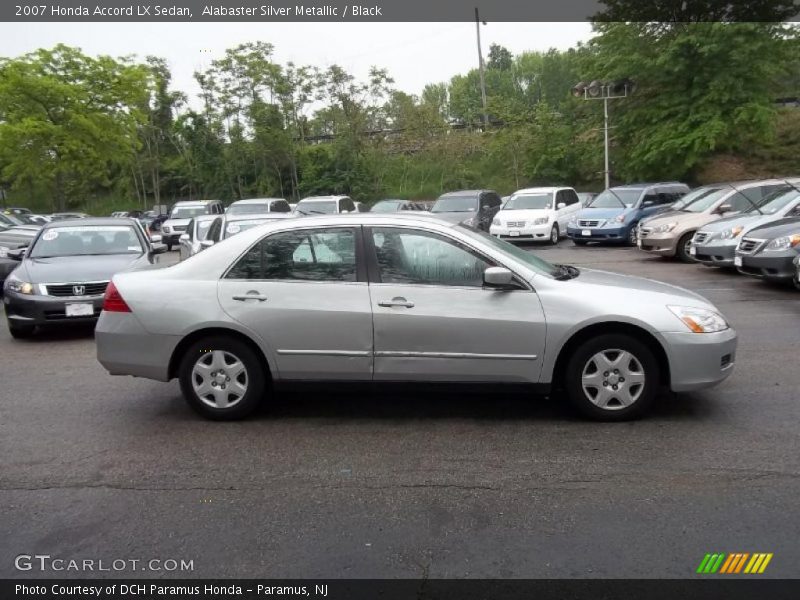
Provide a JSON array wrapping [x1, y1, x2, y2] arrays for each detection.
[[378, 297, 415, 308], [232, 292, 268, 302]]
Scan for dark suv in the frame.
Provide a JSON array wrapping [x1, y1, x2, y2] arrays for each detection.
[[429, 189, 503, 232]]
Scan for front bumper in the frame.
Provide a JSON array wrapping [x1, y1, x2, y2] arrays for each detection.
[[692, 242, 736, 266], [96, 311, 179, 381], [566, 224, 630, 242], [661, 328, 737, 392], [3, 290, 103, 326], [637, 232, 679, 256], [737, 251, 799, 281], [490, 223, 551, 241]]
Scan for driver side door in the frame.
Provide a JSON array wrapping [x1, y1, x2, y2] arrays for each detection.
[[366, 226, 546, 383]]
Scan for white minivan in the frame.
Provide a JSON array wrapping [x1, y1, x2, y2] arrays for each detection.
[[490, 187, 582, 244]]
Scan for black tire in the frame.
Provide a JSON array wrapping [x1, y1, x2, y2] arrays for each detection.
[[549, 224, 560, 245], [675, 231, 695, 263], [572, 239, 588, 246], [7, 318, 35, 339], [626, 224, 638, 246], [564, 333, 659, 421], [166, 242, 172, 252], [178, 335, 267, 420]]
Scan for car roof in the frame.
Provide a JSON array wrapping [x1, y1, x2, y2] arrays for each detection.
[[512, 187, 571, 194], [438, 189, 493, 198], [173, 199, 219, 206], [298, 195, 348, 202], [611, 182, 688, 191], [43, 217, 139, 228], [230, 198, 286, 204]]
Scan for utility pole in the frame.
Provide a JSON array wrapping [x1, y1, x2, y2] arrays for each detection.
[[603, 97, 610, 190], [475, 7, 488, 129]]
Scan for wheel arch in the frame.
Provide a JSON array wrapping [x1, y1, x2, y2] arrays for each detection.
[[168, 326, 274, 382], [550, 321, 671, 390]]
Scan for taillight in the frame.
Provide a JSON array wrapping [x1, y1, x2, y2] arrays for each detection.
[[102, 281, 131, 313]]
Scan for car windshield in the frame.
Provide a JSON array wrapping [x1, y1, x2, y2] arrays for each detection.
[[587, 189, 642, 208], [431, 195, 477, 213], [227, 203, 269, 215], [30, 225, 143, 258], [224, 218, 273, 238], [745, 186, 796, 215], [194, 220, 217, 241], [456, 224, 556, 278], [679, 188, 732, 213], [170, 206, 209, 219], [371, 201, 404, 212], [296, 201, 337, 215], [502, 193, 553, 210]]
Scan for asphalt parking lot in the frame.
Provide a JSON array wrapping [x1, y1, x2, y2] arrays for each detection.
[[1, 241, 799, 579]]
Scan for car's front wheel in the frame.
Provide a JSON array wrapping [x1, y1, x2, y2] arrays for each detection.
[[675, 232, 695, 263], [627, 225, 638, 246], [549, 224, 560, 245], [564, 334, 659, 421], [6, 318, 35, 339], [178, 335, 267, 420]]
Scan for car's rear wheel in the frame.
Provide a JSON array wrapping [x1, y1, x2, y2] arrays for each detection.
[[675, 232, 695, 263], [178, 336, 266, 420], [549, 224, 560, 245], [6, 318, 35, 339], [564, 334, 659, 421]]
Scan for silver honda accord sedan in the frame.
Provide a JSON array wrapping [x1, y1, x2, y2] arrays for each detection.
[[95, 214, 737, 421]]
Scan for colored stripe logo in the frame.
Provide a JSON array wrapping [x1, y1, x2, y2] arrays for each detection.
[[696, 553, 773, 574]]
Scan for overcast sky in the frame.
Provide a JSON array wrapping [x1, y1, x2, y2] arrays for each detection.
[[2, 22, 593, 107]]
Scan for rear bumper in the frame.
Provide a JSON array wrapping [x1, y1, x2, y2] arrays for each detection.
[[95, 311, 179, 381], [3, 291, 103, 326], [693, 243, 736, 266], [662, 328, 737, 392], [737, 252, 798, 281]]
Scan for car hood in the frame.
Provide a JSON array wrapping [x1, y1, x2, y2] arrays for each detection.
[[643, 210, 718, 230], [572, 268, 708, 304], [697, 213, 765, 233], [0, 234, 35, 249], [743, 216, 800, 239], [576, 207, 629, 220], [19, 254, 146, 283]]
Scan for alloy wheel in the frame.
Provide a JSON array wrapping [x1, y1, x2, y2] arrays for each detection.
[[581, 349, 645, 410], [191, 350, 248, 409]]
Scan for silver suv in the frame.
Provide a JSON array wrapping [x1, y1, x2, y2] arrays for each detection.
[[161, 200, 225, 250]]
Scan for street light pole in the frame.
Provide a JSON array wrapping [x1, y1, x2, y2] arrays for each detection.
[[603, 96, 610, 190], [474, 7, 489, 129]]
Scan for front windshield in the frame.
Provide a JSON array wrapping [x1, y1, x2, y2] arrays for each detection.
[[431, 195, 477, 213], [194, 219, 217, 241], [296, 201, 337, 215], [170, 206, 209, 219], [371, 201, 403, 213], [30, 225, 143, 257], [680, 188, 731, 213], [227, 203, 269, 215], [224, 218, 273, 238], [502, 193, 553, 211], [588, 189, 642, 208], [745, 186, 795, 215], [456, 224, 555, 278]]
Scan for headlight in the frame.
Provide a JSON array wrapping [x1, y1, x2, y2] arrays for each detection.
[[668, 305, 729, 333], [764, 233, 800, 252], [533, 216, 548, 225], [652, 221, 678, 234], [5, 275, 35, 295], [568, 216, 578, 226], [162, 225, 171, 233], [719, 225, 744, 240], [614, 214, 626, 223], [492, 218, 500, 226]]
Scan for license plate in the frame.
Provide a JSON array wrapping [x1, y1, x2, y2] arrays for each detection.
[[65, 303, 94, 317], [509, 231, 520, 237], [582, 230, 592, 237], [689, 246, 696, 256], [734, 256, 742, 267]]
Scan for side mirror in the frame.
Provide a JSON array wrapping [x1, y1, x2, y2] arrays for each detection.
[[149, 234, 162, 244], [483, 266, 514, 289], [200, 240, 215, 249], [179, 233, 190, 242], [150, 242, 167, 255], [642, 200, 654, 207], [557, 202, 566, 209], [7, 247, 26, 261], [717, 203, 733, 214]]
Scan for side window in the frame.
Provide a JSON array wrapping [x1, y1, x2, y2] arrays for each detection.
[[339, 198, 355, 212], [226, 227, 357, 282], [727, 192, 757, 213], [641, 191, 659, 206], [371, 227, 493, 288], [270, 200, 291, 213]]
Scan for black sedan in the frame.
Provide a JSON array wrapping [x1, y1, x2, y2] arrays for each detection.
[[735, 216, 800, 284], [2, 218, 166, 338]]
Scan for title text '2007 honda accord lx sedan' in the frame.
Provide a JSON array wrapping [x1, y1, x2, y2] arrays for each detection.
[[95, 214, 737, 421]]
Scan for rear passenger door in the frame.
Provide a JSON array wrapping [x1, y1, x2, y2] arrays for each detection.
[[218, 226, 373, 380]]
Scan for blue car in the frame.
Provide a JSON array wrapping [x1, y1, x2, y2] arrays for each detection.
[[567, 182, 690, 246]]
